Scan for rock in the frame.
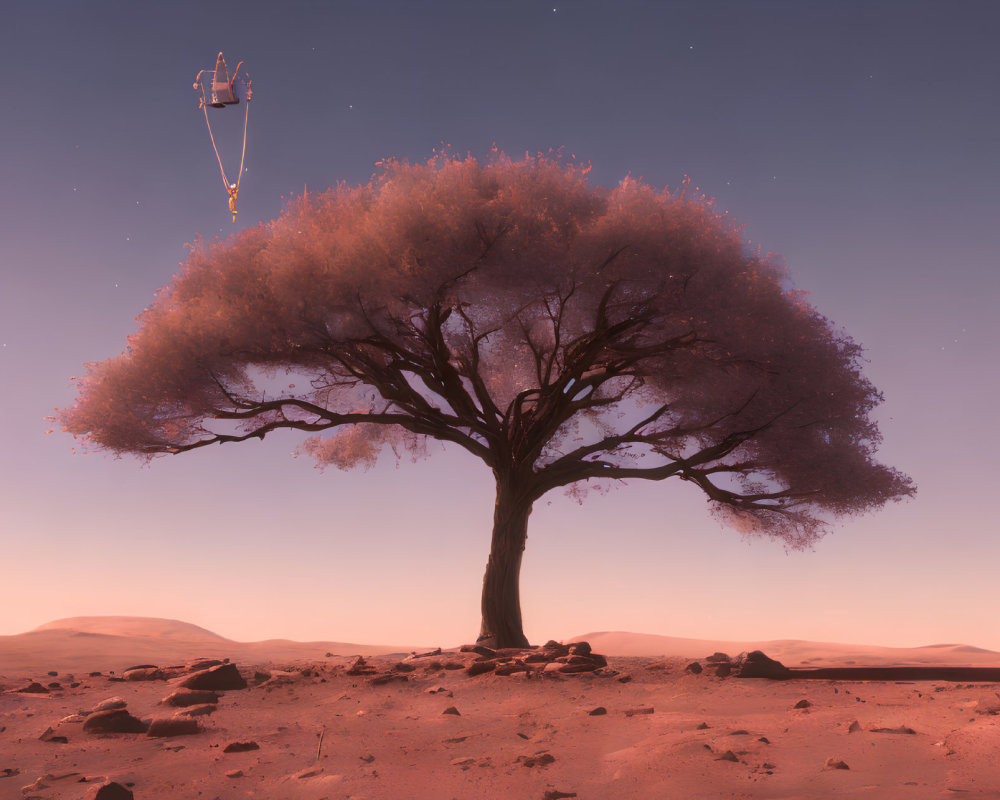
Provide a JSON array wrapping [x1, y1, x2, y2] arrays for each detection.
[[712, 663, 732, 678], [616, 673, 633, 684], [467, 660, 497, 677], [84, 781, 134, 800], [848, 720, 862, 733], [568, 641, 592, 655], [624, 707, 654, 717], [443, 661, 466, 670], [393, 662, 417, 672], [588, 707, 607, 716], [124, 667, 165, 681], [253, 670, 271, 683], [223, 741, 260, 753], [558, 662, 599, 674], [450, 756, 476, 766], [442, 706, 461, 716], [123, 663, 158, 672], [58, 714, 87, 724], [825, 757, 850, 770], [685, 662, 703, 674], [174, 703, 217, 717], [871, 725, 916, 734], [360, 753, 375, 763], [346, 656, 377, 676], [794, 699, 812, 709], [370, 673, 408, 685], [543, 792, 578, 800], [16, 682, 49, 693], [186, 658, 224, 672], [697, 722, 710, 730], [516, 752, 555, 767], [83, 709, 149, 734], [425, 686, 452, 696], [92, 696, 127, 712], [178, 663, 246, 691], [715, 750, 739, 762], [736, 651, 792, 680], [147, 717, 202, 737], [161, 688, 220, 707], [225, 769, 243, 778], [524, 653, 549, 664], [705, 652, 730, 662]]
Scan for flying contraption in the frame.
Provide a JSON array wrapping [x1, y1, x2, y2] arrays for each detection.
[[193, 53, 252, 222]]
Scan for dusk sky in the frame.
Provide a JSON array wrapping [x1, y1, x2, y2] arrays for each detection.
[[2, 1, 998, 651]]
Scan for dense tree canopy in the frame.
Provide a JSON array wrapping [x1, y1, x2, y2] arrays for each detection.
[[59, 153, 914, 647]]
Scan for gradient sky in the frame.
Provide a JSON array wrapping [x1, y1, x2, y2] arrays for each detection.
[[2, 1, 998, 650]]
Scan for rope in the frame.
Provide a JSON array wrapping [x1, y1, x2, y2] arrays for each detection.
[[235, 81, 251, 193]]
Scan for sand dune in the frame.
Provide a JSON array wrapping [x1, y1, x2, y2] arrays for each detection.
[[573, 630, 1000, 667]]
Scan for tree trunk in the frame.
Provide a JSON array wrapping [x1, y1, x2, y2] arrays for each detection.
[[478, 476, 532, 649]]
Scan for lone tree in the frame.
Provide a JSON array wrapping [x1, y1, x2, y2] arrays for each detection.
[[59, 153, 914, 648]]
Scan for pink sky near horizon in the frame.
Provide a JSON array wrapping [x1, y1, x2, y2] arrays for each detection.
[[2, 2, 998, 652]]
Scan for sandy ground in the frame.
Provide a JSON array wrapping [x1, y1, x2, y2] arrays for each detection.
[[3, 618, 1000, 799]]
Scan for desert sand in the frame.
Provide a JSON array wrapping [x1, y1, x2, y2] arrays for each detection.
[[3, 617, 1000, 799]]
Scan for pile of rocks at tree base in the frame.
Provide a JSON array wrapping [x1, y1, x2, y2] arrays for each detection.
[[341, 640, 616, 685]]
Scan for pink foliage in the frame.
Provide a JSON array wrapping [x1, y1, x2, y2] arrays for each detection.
[[57, 151, 913, 546]]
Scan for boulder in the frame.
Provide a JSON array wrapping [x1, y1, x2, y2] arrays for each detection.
[[84, 782, 134, 800], [161, 688, 220, 707], [174, 703, 217, 717], [178, 663, 246, 691], [467, 660, 497, 677], [685, 662, 703, 675], [124, 667, 165, 681], [224, 741, 260, 753], [705, 652, 730, 663], [92, 696, 127, 712], [735, 651, 792, 680], [83, 709, 149, 734], [147, 717, 202, 737], [568, 641, 592, 656]]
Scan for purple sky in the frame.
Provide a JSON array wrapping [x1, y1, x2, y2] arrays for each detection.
[[2, 1, 998, 650]]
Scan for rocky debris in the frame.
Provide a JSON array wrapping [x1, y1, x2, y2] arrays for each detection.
[[224, 741, 260, 753], [715, 750, 739, 762], [736, 651, 793, 680], [174, 703, 217, 717], [588, 707, 607, 716], [848, 720, 862, 733], [147, 717, 202, 737], [706, 652, 730, 662], [84, 781, 135, 800], [871, 725, 916, 734], [516, 751, 555, 767], [92, 697, 128, 712], [685, 662, 703, 675], [16, 682, 49, 693], [442, 706, 461, 716], [83, 709, 149, 734], [161, 688, 220, 707], [543, 791, 578, 799], [178, 663, 246, 691], [794, 699, 812, 709], [825, 757, 850, 770], [425, 686, 452, 696], [624, 707, 654, 717]]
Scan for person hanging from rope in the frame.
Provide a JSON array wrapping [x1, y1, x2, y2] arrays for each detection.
[[193, 53, 251, 222]]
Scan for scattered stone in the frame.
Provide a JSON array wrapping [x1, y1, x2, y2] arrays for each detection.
[[716, 750, 739, 762], [92, 697, 128, 712], [224, 741, 260, 753], [588, 707, 607, 716], [294, 767, 323, 779], [758, 737, 770, 744], [84, 781, 134, 800], [451, 756, 476, 766], [83, 709, 149, 734], [178, 663, 246, 690], [147, 717, 202, 737], [871, 725, 916, 735], [48, 681, 62, 689], [442, 706, 461, 716], [706, 652, 730, 662], [825, 757, 850, 770], [736, 651, 792, 680], [174, 703, 217, 717], [625, 707, 654, 717], [161, 688, 220, 707], [517, 751, 555, 767], [359, 753, 375, 763], [794, 699, 812, 709], [89, 671, 102, 677], [425, 686, 452, 696], [848, 720, 862, 733], [697, 722, 710, 730], [543, 792, 578, 800], [47, 670, 58, 676], [729, 729, 750, 736], [1, 767, 19, 778], [225, 769, 243, 778], [616, 674, 633, 684], [16, 682, 49, 694], [685, 662, 703, 675]]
